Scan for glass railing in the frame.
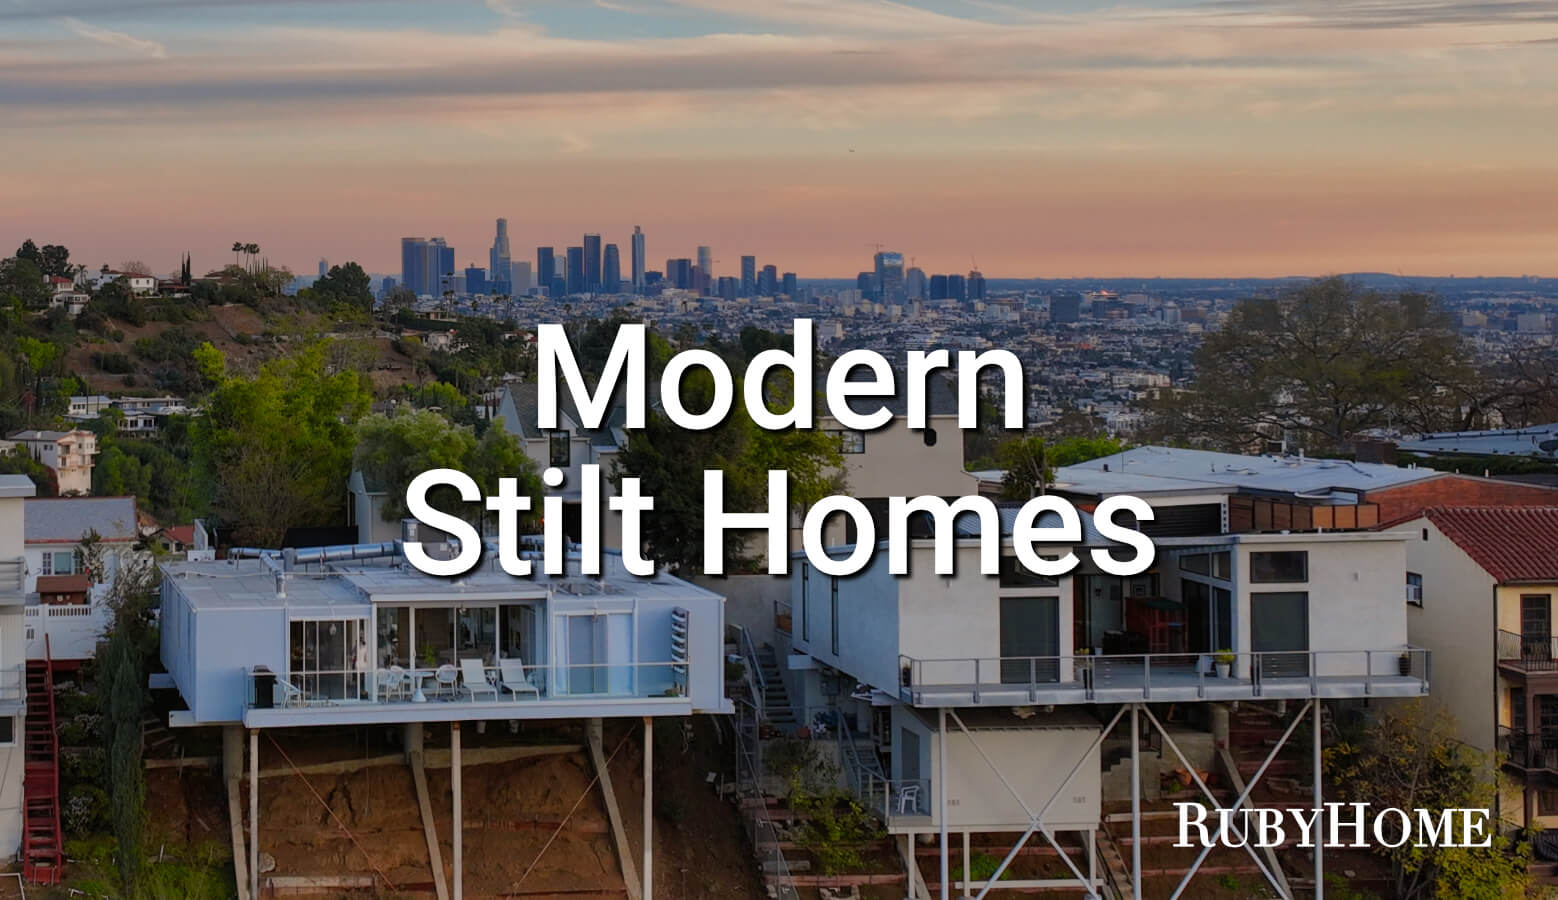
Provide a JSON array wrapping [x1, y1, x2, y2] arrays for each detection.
[[899, 646, 1430, 703], [244, 660, 690, 710]]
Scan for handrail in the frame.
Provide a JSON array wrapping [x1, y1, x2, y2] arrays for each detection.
[[245, 660, 688, 709], [733, 698, 797, 900], [734, 624, 767, 723], [899, 646, 1431, 703], [1497, 629, 1558, 670]]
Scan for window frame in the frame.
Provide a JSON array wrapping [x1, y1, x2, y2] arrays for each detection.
[[1406, 572, 1423, 607], [1249, 550, 1308, 584], [829, 429, 865, 454], [548, 430, 571, 467]]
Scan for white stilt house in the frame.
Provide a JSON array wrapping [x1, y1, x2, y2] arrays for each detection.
[[156, 534, 730, 900], [781, 507, 1427, 898]]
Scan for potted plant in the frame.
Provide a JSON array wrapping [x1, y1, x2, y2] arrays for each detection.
[[1213, 650, 1235, 679], [1398, 651, 1412, 676]]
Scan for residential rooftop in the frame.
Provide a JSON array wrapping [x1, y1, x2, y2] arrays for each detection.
[[1419, 506, 1558, 584], [24, 497, 141, 543], [1045, 445, 1439, 501], [1398, 423, 1558, 459]]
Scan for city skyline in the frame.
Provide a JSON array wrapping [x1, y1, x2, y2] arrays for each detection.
[[4, 0, 1557, 277]]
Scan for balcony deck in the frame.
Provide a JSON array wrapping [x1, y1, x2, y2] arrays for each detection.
[[241, 661, 703, 728], [899, 648, 1429, 707], [1497, 630, 1558, 680]]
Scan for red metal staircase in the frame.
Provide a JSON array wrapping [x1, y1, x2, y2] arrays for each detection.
[[22, 636, 63, 884]]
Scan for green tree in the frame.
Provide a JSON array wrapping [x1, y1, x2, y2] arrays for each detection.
[[353, 408, 539, 531], [0, 446, 57, 495], [993, 435, 1053, 500], [0, 256, 50, 309], [310, 261, 374, 311], [1326, 702, 1528, 900], [192, 342, 372, 546], [1156, 278, 1472, 453]]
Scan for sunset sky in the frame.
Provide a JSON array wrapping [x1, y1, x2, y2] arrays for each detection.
[[3, 0, 1556, 278]]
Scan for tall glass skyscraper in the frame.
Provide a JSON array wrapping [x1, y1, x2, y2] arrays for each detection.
[[489, 218, 511, 287], [583, 233, 602, 291], [566, 246, 585, 295], [630, 226, 646, 291], [874, 251, 905, 303], [400, 237, 424, 297], [697, 246, 713, 278], [537, 247, 556, 295], [603, 244, 621, 292], [400, 236, 451, 296], [740, 256, 756, 296]]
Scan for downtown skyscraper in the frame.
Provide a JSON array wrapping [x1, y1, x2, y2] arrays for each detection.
[[583, 233, 602, 292], [603, 244, 621, 292], [400, 236, 452, 296], [537, 247, 556, 296], [489, 218, 511, 289], [630, 226, 646, 291]]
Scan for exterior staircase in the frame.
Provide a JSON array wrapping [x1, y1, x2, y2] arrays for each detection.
[[755, 645, 797, 728], [22, 638, 64, 884]]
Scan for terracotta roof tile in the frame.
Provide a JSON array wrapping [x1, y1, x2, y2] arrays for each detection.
[[1425, 507, 1558, 584]]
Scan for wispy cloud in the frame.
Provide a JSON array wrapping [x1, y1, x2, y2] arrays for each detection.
[[60, 16, 168, 58]]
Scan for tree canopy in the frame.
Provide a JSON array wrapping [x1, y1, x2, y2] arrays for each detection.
[[191, 341, 372, 546], [354, 407, 540, 530], [1326, 702, 1528, 900], [1157, 278, 1476, 453]]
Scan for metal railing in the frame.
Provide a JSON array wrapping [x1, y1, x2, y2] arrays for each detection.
[[734, 698, 798, 900], [899, 646, 1431, 703], [858, 773, 933, 820], [1497, 630, 1558, 671], [1497, 726, 1558, 773], [245, 660, 688, 709], [734, 624, 767, 724]]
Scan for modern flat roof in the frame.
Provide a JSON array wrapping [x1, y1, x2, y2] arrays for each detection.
[[1048, 446, 1439, 500], [161, 551, 722, 614]]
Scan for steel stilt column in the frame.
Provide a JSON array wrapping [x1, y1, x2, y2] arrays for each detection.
[[452, 722, 462, 900], [1130, 704, 1141, 900], [249, 729, 259, 900], [939, 707, 949, 900], [1314, 700, 1324, 900], [643, 716, 653, 900]]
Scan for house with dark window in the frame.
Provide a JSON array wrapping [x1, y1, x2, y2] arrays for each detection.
[[774, 507, 1424, 896], [1386, 506, 1558, 839]]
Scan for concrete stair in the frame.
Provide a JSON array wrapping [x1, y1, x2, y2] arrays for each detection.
[[756, 646, 797, 727]]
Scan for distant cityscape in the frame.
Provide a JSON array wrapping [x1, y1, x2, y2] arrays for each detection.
[[388, 219, 987, 307]]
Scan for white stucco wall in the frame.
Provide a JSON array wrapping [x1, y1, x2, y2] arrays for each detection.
[[1389, 517, 1496, 751]]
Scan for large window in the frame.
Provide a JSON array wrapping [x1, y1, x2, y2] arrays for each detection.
[[1250, 551, 1307, 583], [549, 430, 570, 467], [0, 717, 13, 746], [289, 618, 368, 700], [999, 595, 1059, 684]]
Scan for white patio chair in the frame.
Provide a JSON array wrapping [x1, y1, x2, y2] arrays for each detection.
[[277, 678, 306, 708], [378, 665, 409, 701], [435, 664, 458, 700], [461, 658, 498, 701], [498, 657, 540, 700], [895, 784, 920, 814]]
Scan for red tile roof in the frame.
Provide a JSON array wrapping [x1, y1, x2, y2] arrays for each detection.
[[1424, 507, 1558, 584]]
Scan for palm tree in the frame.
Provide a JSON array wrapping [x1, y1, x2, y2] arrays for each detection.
[[231, 242, 243, 269], [245, 243, 261, 274]]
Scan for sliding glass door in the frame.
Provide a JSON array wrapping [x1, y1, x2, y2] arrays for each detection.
[[289, 618, 367, 699]]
